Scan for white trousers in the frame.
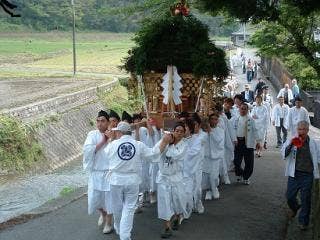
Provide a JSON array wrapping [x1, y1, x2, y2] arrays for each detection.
[[87, 187, 112, 215], [225, 148, 234, 171], [157, 182, 186, 221], [220, 155, 230, 179], [202, 160, 220, 190], [149, 163, 159, 192], [110, 184, 139, 240], [183, 177, 193, 218], [139, 162, 150, 193]]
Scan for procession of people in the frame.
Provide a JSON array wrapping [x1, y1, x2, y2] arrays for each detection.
[[82, 62, 319, 239]]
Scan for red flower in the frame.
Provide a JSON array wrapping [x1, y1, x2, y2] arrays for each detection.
[[292, 137, 303, 148]]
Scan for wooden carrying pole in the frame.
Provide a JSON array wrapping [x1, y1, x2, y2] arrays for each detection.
[[167, 65, 175, 113], [137, 75, 150, 119], [195, 77, 205, 112]]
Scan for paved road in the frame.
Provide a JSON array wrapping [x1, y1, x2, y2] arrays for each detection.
[[0, 52, 291, 240], [0, 148, 287, 240]]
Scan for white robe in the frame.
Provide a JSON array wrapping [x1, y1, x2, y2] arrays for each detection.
[[251, 105, 269, 143], [104, 134, 161, 240], [132, 127, 151, 193], [262, 93, 273, 113], [218, 114, 236, 172], [148, 126, 162, 192], [230, 105, 240, 118], [183, 133, 204, 216], [202, 126, 224, 190], [277, 88, 293, 103], [286, 106, 310, 136], [83, 130, 111, 214], [271, 103, 290, 129], [157, 140, 187, 220]]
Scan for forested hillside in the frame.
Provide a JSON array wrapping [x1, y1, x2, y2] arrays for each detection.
[[0, 0, 238, 35]]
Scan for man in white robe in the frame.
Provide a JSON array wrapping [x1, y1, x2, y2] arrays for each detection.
[[216, 104, 236, 183], [132, 114, 150, 211], [83, 110, 113, 234], [277, 84, 293, 106], [183, 117, 205, 216], [146, 118, 162, 204], [286, 96, 310, 137], [251, 95, 269, 157], [104, 121, 171, 240], [203, 113, 225, 199], [272, 96, 290, 148], [261, 85, 273, 149]]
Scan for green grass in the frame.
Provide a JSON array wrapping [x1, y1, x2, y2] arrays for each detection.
[[0, 114, 44, 173], [98, 82, 143, 114], [59, 186, 75, 197], [0, 31, 134, 77]]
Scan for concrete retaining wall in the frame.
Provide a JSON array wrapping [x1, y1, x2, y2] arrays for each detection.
[[36, 102, 105, 170], [261, 57, 293, 92], [0, 80, 117, 122], [1, 80, 118, 171]]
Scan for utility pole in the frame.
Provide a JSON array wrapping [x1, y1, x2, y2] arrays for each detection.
[[71, 0, 76, 76]]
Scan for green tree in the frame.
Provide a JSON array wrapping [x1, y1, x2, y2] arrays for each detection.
[[195, 0, 320, 85]]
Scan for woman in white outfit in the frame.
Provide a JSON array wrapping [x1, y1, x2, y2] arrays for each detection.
[[251, 95, 269, 157], [157, 122, 188, 239]]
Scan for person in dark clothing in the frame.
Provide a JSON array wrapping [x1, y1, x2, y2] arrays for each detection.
[[254, 78, 266, 97], [241, 84, 255, 104]]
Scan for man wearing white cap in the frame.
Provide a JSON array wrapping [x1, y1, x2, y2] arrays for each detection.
[[104, 121, 172, 240]]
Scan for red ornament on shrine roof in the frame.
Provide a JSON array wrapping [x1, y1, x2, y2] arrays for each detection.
[[171, 0, 190, 16]]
